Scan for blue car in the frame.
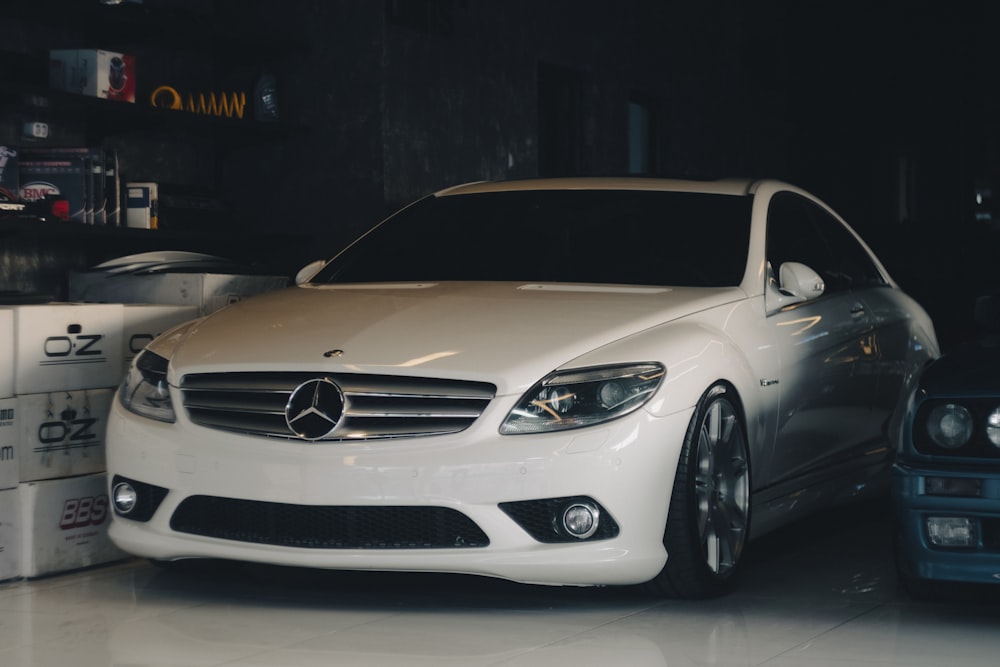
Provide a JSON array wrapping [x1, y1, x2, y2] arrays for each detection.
[[893, 295, 1000, 595]]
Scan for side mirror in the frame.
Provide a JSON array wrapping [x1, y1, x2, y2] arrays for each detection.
[[766, 261, 825, 313], [295, 259, 327, 285]]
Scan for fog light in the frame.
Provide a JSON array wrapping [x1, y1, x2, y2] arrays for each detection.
[[562, 503, 600, 539], [926, 516, 978, 547], [112, 482, 138, 514], [925, 476, 982, 497]]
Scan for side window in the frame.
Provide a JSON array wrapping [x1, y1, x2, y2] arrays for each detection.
[[815, 206, 887, 289], [767, 192, 886, 294]]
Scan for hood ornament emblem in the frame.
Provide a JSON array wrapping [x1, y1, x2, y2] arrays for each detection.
[[285, 378, 346, 440], [323, 349, 344, 358]]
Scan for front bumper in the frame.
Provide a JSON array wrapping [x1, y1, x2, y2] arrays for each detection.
[[891, 462, 1000, 585], [105, 395, 693, 587]]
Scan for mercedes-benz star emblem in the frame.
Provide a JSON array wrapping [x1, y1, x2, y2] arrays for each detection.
[[285, 378, 346, 441]]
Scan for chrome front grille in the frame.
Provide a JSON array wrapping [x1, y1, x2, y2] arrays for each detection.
[[180, 372, 496, 441]]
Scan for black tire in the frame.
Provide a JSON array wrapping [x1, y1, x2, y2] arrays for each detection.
[[645, 384, 751, 598]]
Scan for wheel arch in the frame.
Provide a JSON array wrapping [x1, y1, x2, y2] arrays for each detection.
[[638, 322, 763, 460], [563, 313, 767, 480]]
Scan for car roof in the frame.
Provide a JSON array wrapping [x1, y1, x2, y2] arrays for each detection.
[[434, 176, 764, 197]]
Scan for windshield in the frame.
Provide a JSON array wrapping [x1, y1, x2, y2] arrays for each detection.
[[313, 189, 752, 287]]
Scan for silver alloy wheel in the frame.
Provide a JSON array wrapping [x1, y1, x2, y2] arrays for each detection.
[[694, 396, 749, 575]]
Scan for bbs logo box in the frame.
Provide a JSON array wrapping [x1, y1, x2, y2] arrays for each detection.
[[19, 472, 127, 578], [11, 303, 124, 395]]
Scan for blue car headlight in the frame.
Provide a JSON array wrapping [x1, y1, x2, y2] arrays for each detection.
[[926, 403, 974, 449], [987, 407, 1000, 447], [118, 349, 176, 423], [915, 399, 1000, 456], [500, 363, 665, 435]]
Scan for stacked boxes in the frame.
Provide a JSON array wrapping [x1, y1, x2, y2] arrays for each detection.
[[0, 301, 198, 580], [0, 265, 287, 580]]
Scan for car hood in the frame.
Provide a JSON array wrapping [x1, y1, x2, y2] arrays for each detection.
[[920, 335, 1000, 397], [167, 282, 744, 394]]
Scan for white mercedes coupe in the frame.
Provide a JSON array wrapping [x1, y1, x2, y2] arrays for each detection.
[[106, 178, 938, 598]]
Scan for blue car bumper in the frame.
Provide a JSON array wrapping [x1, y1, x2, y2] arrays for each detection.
[[892, 462, 1000, 585]]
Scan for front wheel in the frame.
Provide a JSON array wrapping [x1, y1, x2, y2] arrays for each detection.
[[646, 384, 751, 598]]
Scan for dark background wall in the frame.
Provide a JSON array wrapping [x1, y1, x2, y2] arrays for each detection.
[[2, 0, 998, 349]]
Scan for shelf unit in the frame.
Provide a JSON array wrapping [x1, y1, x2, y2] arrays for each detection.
[[1, 0, 310, 301]]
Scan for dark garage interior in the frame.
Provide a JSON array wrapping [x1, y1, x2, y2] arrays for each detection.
[[2, 1, 1000, 665], [3, 0, 1000, 347]]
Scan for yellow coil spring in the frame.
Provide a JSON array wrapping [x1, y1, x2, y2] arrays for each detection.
[[149, 86, 247, 119]]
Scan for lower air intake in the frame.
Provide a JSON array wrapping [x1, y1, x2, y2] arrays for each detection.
[[170, 496, 490, 549]]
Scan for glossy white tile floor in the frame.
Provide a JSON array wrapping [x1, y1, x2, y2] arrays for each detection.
[[2, 497, 999, 666]]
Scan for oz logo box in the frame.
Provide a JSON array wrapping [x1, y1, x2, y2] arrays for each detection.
[[17, 389, 113, 483], [11, 304, 124, 395]]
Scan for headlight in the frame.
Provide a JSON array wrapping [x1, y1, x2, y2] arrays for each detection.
[[118, 349, 176, 422], [500, 363, 665, 435], [926, 403, 973, 449], [986, 407, 1000, 448]]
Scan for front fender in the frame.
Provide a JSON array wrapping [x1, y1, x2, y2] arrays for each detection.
[[563, 299, 770, 451]]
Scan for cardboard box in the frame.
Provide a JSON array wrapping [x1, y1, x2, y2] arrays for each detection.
[[17, 389, 113, 483], [0, 487, 20, 581], [19, 152, 87, 222], [125, 181, 158, 229], [12, 303, 124, 395], [19, 473, 128, 578], [49, 49, 136, 103], [122, 304, 198, 371], [69, 272, 289, 316], [0, 308, 13, 399], [19, 147, 108, 225], [0, 398, 15, 491]]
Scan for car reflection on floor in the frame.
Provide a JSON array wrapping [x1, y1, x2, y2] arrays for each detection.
[[3, 493, 1000, 666]]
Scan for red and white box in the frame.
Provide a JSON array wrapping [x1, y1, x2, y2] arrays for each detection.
[[19, 473, 128, 578], [12, 303, 124, 395], [16, 389, 114, 483], [0, 487, 20, 581], [49, 49, 136, 103]]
